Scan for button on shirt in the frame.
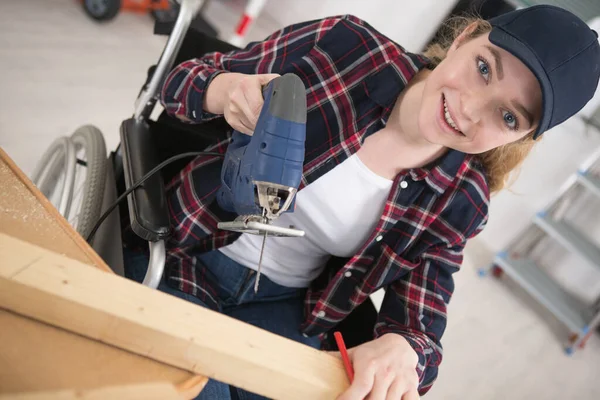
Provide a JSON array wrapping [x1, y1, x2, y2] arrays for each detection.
[[159, 15, 490, 395]]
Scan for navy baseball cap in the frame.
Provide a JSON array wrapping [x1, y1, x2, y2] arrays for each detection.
[[488, 5, 600, 139]]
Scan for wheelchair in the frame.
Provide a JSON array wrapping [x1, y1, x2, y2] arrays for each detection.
[[32, 0, 377, 350]]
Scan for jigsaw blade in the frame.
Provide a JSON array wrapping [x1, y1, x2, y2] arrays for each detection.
[[255, 230, 268, 293]]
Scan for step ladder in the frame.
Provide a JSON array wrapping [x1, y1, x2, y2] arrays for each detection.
[[480, 146, 600, 355]]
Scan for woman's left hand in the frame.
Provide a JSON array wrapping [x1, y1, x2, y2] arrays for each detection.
[[336, 333, 420, 400]]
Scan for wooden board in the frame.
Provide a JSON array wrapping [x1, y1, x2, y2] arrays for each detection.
[[0, 233, 350, 400], [0, 310, 194, 395], [0, 147, 108, 270], [0, 148, 203, 397], [0, 382, 184, 400]]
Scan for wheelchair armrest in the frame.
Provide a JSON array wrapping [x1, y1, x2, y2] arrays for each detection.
[[120, 118, 171, 242]]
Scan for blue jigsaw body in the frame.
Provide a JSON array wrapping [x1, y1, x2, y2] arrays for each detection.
[[217, 74, 307, 217]]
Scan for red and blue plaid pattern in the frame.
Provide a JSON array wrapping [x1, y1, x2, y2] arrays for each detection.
[[160, 15, 489, 394]]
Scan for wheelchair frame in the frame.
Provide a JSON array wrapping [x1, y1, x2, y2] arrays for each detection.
[[124, 0, 207, 288], [33, 0, 208, 288]]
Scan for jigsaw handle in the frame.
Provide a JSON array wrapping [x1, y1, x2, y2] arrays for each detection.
[[218, 74, 307, 217]]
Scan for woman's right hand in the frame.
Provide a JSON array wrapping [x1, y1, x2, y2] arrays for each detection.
[[223, 73, 280, 135]]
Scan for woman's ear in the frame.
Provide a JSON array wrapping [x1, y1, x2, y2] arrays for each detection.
[[448, 22, 481, 55]]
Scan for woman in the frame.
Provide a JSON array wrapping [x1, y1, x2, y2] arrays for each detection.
[[126, 5, 600, 400]]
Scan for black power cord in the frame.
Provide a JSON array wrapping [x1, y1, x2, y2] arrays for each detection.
[[86, 151, 223, 243]]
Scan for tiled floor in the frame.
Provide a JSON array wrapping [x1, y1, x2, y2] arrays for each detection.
[[1, 1, 599, 399]]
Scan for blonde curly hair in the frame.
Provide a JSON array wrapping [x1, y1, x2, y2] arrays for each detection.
[[423, 15, 538, 194]]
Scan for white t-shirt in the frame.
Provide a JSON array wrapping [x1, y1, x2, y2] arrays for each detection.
[[218, 153, 393, 288]]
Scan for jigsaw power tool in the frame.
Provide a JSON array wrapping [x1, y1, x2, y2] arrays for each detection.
[[217, 73, 307, 292]]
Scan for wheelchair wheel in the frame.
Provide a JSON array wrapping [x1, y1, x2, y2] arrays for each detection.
[[83, 0, 121, 22], [32, 125, 107, 239]]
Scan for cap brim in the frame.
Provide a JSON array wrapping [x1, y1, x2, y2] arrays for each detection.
[[489, 28, 552, 139]]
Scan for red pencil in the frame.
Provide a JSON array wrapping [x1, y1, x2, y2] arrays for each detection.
[[334, 331, 354, 382]]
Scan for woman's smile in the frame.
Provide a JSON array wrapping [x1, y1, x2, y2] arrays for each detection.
[[438, 93, 466, 138]]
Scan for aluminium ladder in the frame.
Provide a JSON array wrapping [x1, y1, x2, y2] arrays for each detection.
[[480, 143, 600, 355]]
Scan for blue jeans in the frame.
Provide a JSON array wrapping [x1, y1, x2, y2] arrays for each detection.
[[123, 247, 321, 400]]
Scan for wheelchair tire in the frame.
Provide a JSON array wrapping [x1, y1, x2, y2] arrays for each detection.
[[70, 125, 107, 239], [83, 0, 121, 22]]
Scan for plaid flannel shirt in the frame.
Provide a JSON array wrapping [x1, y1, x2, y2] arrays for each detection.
[[160, 15, 489, 394]]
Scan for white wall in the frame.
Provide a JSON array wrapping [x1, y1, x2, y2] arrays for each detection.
[[260, 0, 459, 52]]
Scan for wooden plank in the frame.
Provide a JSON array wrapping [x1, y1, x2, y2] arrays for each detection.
[[0, 382, 184, 400], [0, 310, 198, 397], [0, 233, 349, 400], [0, 147, 110, 271]]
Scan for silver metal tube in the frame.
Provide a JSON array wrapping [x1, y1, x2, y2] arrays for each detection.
[[32, 137, 68, 190], [579, 145, 600, 173], [32, 137, 76, 218], [570, 308, 600, 350], [133, 0, 205, 120], [58, 137, 77, 217], [143, 240, 166, 289]]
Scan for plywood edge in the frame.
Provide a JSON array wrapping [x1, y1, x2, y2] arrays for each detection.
[[0, 147, 111, 273]]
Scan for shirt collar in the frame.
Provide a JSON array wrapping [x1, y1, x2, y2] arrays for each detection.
[[409, 149, 471, 195]]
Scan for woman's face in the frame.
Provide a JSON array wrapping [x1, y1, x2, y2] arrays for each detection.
[[418, 26, 543, 154]]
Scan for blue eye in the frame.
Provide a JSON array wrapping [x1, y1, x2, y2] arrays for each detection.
[[503, 110, 518, 130], [477, 59, 490, 81]]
